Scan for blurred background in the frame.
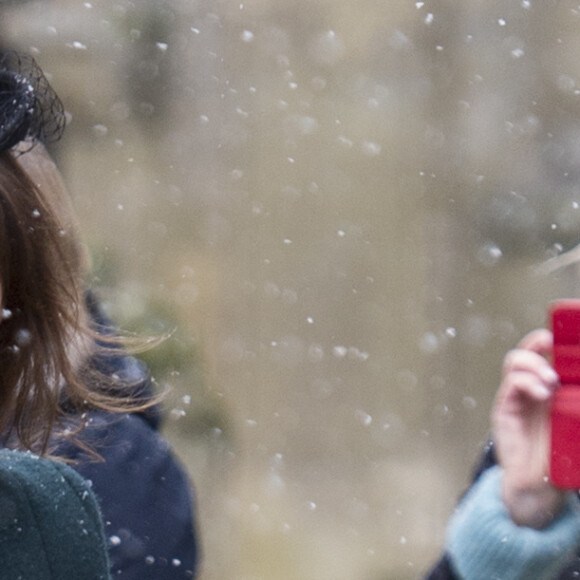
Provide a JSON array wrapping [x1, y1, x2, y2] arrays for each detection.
[[2, 0, 580, 578]]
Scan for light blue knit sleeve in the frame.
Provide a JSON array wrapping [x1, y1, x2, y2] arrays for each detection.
[[446, 465, 580, 580]]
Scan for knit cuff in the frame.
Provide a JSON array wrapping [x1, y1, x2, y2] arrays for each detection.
[[446, 466, 580, 580]]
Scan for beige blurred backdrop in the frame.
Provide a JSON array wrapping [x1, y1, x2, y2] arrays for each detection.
[[2, 0, 580, 578]]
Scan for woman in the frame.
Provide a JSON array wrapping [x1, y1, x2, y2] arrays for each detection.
[[0, 51, 198, 578]]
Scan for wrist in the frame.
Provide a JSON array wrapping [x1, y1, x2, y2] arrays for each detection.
[[502, 476, 566, 529], [447, 466, 580, 580]]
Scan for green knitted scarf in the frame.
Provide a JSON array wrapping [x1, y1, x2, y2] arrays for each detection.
[[0, 449, 110, 580]]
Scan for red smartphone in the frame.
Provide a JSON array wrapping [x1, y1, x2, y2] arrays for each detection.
[[550, 299, 580, 488]]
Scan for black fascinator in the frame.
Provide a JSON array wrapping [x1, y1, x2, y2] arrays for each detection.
[[0, 51, 65, 153]]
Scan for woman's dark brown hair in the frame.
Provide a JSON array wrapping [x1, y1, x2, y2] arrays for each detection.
[[0, 145, 151, 456]]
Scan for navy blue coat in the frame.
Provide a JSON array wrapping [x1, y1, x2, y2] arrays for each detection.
[[424, 443, 580, 579], [59, 295, 200, 579]]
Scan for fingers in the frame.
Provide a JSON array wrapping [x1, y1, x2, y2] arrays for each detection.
[[502, 369, 556, 402], [503, 349, 559, 384], [516, 328, 553, 356], [503, 328, 557, 384], [499, 333, 559, 405]]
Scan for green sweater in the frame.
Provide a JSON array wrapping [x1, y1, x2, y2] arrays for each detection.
[[0, 448, 111, 580]]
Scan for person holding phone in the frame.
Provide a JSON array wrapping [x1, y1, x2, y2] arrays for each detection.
[[426, 329, 580, 579]]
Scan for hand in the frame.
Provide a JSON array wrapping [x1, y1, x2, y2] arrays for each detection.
[[492, 329, 566, 529]]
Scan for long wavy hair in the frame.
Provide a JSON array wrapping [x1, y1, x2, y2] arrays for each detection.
[[0, 144, 152, 456]]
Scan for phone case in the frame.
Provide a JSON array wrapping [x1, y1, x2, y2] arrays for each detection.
[[550, 299, 580, 488]]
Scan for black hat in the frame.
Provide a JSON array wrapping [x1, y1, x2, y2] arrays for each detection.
[[0, 51, 65, 152]]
